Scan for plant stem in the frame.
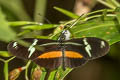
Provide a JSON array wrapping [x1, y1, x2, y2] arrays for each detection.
[[111, 0, 120, 7], [25, 60, 31, 80], [85, 14, 116, 20], [4, 62, 8, 80], [97, 0, 116, 9], [86, 9, 113, 16], [0, 58, 5, 62], [3, 56, 16, 80], [34, 0, 47, 22], [6, 56, 16, 62]]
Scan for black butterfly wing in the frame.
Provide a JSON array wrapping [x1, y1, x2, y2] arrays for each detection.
[[7, 38, 57, 60], [65, 37, 110, 60]]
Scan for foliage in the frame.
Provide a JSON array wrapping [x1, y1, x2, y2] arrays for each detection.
[[0, 0, 120, 80]]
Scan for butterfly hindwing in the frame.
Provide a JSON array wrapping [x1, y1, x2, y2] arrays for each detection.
[[33, 50, 87, 69]]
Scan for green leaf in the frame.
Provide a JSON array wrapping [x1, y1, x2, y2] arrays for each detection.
[[33, 35, 49, 39], [54, 67, 73, 80], [9, 21, 38, 27], [48, 70, 57, 80], [40, 72, 46, 80], [70, 16, 120, 45], [40, 68, 47, 80], [53, 6, 79, 19], [59, 68, 73, 80], [55, 66, 64, 80], [0, 0, 31, 20], [0, 51, 11, 57], [0, 8, 16, 42], [22, 24, 58, 30], [17, 30, 31, 37]]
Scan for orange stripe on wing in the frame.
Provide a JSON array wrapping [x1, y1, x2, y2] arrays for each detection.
[[65, 51, 83, 58], [38, 51, 83, 59], [38, 51, 62, 59]]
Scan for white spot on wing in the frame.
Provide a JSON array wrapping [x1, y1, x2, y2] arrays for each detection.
[[28, 39, 38, 58], [83, 38, 88, 45], [13, 42, 17, 49], [83, 38, 92, 57], [101, 41, 105, 48]]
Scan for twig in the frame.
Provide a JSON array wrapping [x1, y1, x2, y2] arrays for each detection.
[[97, 0, 116, 9]]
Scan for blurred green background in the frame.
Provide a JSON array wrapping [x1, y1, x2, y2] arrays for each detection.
[[0, 0, 120, 80]]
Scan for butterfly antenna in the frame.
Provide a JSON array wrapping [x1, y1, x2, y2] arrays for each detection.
[[38, 13, 52, 24], [69, 15, 83, 29]]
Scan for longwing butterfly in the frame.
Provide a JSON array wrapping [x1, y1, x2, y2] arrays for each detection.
[[7, 37, 109, 69]]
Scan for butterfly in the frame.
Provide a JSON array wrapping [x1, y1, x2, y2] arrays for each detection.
[[7, 37, 110, 69]]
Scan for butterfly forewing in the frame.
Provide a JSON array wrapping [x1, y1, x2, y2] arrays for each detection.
[[65, 37, 110, 60], [7, 38, 57, 60]]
